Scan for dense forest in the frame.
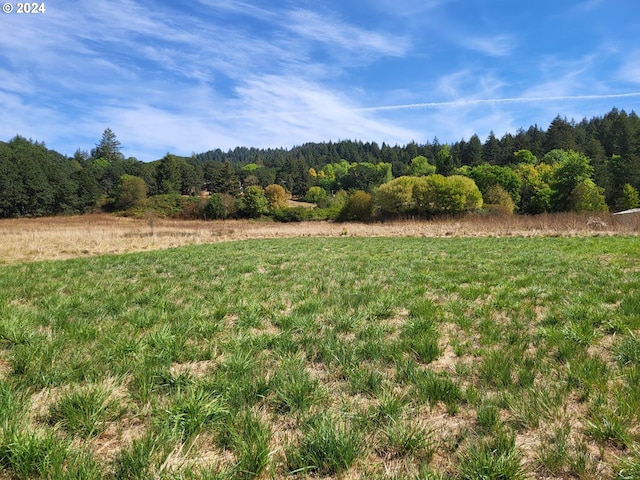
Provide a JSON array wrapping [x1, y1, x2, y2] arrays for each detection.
[[1, 108, 639, 220]]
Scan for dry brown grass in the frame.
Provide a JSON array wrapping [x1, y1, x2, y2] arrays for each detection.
[[0, 212, 638, 264]]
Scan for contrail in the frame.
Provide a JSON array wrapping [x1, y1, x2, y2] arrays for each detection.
[[357, 92, 640, 112]]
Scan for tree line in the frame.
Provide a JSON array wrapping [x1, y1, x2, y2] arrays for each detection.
[[0, 108, 639, 220]]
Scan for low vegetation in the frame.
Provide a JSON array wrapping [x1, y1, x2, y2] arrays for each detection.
[[0, 232, 639, 478]]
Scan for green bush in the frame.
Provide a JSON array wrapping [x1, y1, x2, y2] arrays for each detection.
[[375, 175, 482, 218], [205, 193, 234, 219], [272, 207, 313, 222], [305, 186, 328, 204], [125, 194, 189, 218], [239, 186, 269, 218], [570, 179, 608, 212], [113, 174, 147, 210], [375, 176, 418, 216], [337, 190, 373, 222], [484, 184, 515, 214], [617, 183, 640, 211]]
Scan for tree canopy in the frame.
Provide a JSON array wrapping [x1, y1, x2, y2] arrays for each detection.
[[1, 108, 639, 218]]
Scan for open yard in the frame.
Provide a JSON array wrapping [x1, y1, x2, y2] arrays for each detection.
[[0, 215, 639, 479]]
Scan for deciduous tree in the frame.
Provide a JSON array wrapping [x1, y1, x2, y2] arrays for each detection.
[[413, 175, 465, 214], [407, 156, 436, 176], [239, 185, 269, 218], [616, 183, 639, 211], [264, 184, 289, 211], [304, 186, 327, 205], [375, 176, 418, 216], [549, 150, 595, 211], [470, 164, 521, 206], [569, 179, 608, 212], [338, 190, 373, 221], [114, 174, 147, 209], [484, 185, 515, 214]]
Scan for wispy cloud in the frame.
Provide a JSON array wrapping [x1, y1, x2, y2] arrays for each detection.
[[462, 34, 514, 57], [286, 9, 410, 58], [369, 0, 453, 19], [618, 53, 640, 84], [357, 92, 640, 112], [193, 0, 277, 19], [228, 75, 419, 146], [1, 0, 638, 159]]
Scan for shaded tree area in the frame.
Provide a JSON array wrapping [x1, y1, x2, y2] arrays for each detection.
[[0, 131, 147, 218], [1, 108, 639, 218], [0, 136, 95, 217]]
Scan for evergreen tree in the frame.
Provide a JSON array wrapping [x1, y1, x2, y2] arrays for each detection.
[[497, 133, 515, 165], [92, 128, 124, 162], [435, 146, 455, 176], [546, 116, 577, 151], [462, 134, 483, 166], [180, 157, 204, 195], [73, 166, 102, 212], [156, 154, 182, 194], [482, 132, 500, 164]]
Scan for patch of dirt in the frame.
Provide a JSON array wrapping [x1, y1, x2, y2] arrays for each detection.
[[0, 356, 10, 380], [169, 360, 218, 378]]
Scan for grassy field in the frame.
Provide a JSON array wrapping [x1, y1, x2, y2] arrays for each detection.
[[0, 234, 639, 479], [0, 211, 638, 264]]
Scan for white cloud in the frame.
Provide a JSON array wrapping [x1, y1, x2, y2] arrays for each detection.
[[193, 0, 277, 19], [462, 34, 514, 57], [618, 53, 640, 84], [1, 0, 638, 159], [286, 9, 410, 58], [228, 75, 420, 148], [0, 91, 72, 147], [96, 105, 241, 159], [369, 0, 453, 19]]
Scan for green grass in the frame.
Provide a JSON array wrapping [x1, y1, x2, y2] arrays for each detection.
[[379, 420, 435, 460], [286, 412, 365, 476], [271, 353, 322, 413], [457, 429, 526, 480], [0, 235, 639, 478], [47, 384, 120, 438], [156, 387, 228, 442]]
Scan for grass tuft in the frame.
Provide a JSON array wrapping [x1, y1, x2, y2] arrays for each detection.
[[379, 420, 435, 460], [230, 410, 272, 479], [47, 384, 119, 438], [158, 388, 228, 442], [271, 354, 321, 413], [457, 429, 525, 480], [286, 413, 364, 476]]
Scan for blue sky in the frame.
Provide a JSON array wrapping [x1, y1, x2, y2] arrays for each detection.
[[1, 0, 639, 161]]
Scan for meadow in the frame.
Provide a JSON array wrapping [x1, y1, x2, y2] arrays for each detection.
[[0, 211, 638, 264], [0, 221, 639, 478]]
